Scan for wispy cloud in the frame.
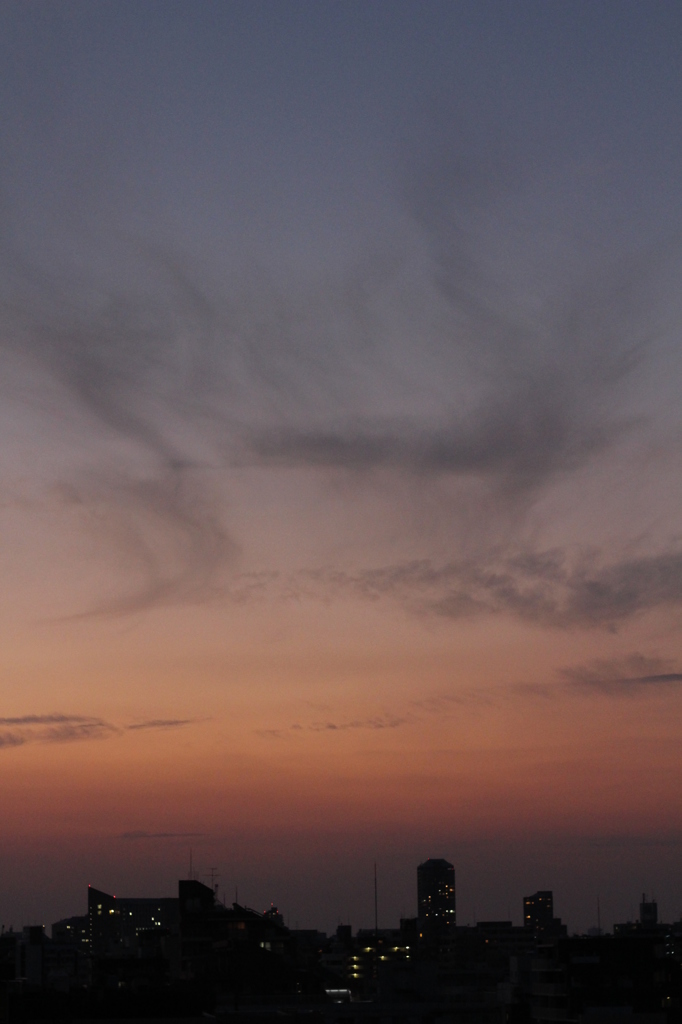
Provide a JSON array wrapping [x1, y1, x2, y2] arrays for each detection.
[[307, 715, 410, 732], [288, 545, 682, 630], [254, 728, 288, 740], [126, 718, 195, 731], [0, 714, 118, 747], [252, 655, 682, 745], [256, 715, 411, 739], [244, 394, 621, 489], [0, 713, 202, 750], [559, 654, 682, 695], [0, 135, 674, 621], [255, 715, 411, 740], [0, 733, 25, 749], [2, 251, 240, 617], [241, 144, 662, 505], [54, 464, 238, 619], [0, 714, 101, 725]]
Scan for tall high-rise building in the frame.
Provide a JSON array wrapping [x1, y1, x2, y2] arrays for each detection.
[[523, 891, 554, 933], [523, 890, 566, 939], [417, 858, 456, 944], [639, 894, 658, 926]]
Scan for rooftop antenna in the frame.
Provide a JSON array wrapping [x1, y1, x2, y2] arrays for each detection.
[[597, 896, 601, 934], [189, 849, 193, 881]]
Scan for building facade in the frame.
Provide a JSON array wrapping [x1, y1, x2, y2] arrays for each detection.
[[417, 858, 456, 946]]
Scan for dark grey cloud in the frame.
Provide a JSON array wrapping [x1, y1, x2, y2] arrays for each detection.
[[127, 718, 195, 731], [0, 129, 676, 623], [0, 0, 679, 639], [0, 713, 201, 749], [0, 714, 118, 747], [0, 732, 25, 749], [427, 548, 682, 628], [41, 720, 118, 742], [241, 141, 666, 502], [244, 388, 618, 486], [295, 545, 682, 630], [0, 714, 100, 725], [560, 655, 682, 695]]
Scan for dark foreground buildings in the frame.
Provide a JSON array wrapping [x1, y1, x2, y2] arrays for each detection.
[[2, 871, 682, 1023], [88, 884, 180, 957]]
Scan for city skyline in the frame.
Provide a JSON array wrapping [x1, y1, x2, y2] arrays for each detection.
[[7, 871, 680, 1017], [0, 857, 672, 940], [1, 1, 682, 938], [0, 866, 667, 940]]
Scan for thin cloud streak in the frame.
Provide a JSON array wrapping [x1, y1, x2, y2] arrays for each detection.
[[0, 713, 202, 750], [256, 716, 411, 740], [127, 719, 195, 731], [244, 386, 623, 489], [0, 714, 104, 725], [307, 715, 410, 732], [0, 714, 117, 748], [560, 655, 682, 695], [253, 663, 682, 743]]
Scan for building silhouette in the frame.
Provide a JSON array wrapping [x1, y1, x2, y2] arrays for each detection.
[[5, 868, 682, 1018], [417, 858, 455, 946], [87, 884, 179, 955], [523, 890, 566, 940], [640, 893, 658, 926]]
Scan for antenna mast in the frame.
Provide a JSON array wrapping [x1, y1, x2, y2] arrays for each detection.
[[205, 867, 220, 894]]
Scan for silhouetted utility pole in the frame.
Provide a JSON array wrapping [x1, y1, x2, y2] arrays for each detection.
[[373, 862, 379, 984]]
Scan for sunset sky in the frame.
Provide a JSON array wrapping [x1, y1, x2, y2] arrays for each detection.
[[2, 0, 682, 934]]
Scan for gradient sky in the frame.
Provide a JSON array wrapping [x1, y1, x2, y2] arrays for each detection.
[[2, 0, 682, 935]]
